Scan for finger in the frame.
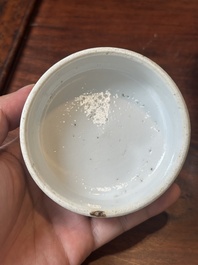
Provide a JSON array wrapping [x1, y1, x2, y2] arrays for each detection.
[[91, 183, 181, 249], [0, 85, 33, 130], [0, 85, 33, 144], [0, 109, 9, 145]]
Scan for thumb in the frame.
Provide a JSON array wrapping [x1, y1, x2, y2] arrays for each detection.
[[0, 85, 33, 144]]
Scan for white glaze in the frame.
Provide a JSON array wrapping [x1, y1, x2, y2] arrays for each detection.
[[20, 48, 190, 217]]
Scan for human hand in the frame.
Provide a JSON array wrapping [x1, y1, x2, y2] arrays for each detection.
[[0, 85, 180, 265]]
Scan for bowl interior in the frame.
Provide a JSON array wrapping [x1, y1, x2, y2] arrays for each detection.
[[20, 48, 190, 217]]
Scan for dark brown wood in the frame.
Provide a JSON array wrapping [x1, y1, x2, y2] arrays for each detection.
[[4, 0, 198, 264], [0, 0, 37, 93]]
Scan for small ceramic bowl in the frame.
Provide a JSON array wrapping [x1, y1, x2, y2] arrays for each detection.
[[20, 47, 190, 217]]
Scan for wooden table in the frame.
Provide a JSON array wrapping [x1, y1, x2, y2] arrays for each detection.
[[1, 0, 198, 264]]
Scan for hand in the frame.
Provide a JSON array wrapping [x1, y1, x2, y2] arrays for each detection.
[[0, 85, 180, 265]]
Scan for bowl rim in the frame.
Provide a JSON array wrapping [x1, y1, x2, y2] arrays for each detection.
[[20, 47, 191, 217]]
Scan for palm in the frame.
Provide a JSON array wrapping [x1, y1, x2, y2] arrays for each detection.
[[0, 137, 95, 265], [0, 86, 181, 265]]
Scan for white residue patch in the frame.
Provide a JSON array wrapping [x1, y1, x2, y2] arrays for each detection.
[[74, 91, 111, 126]]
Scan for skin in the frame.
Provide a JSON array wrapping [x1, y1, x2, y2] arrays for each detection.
[[0, 85, 180, 265]]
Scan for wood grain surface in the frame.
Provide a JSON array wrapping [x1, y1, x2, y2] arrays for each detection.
[[0, 0, 37, 93], [4, 0, 198, 264]]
